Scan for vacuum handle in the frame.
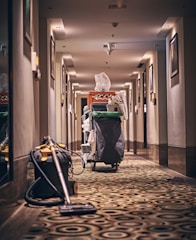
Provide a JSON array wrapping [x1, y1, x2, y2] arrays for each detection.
[[48, 136, 71, 204]]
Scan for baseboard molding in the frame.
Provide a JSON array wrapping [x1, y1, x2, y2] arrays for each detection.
[[168, 146, 196, 178], [128, 141, 196, 178]]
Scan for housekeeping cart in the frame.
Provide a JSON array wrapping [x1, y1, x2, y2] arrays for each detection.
[[81, 101, 125, 171]]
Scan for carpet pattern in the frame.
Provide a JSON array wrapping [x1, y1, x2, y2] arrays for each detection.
[[24, 154, 196, 240]]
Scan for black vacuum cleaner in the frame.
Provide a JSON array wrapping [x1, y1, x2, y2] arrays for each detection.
[[25, 136, 97, 216]]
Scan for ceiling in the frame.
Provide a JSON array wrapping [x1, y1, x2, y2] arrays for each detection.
[[39, 0, 196, 92]]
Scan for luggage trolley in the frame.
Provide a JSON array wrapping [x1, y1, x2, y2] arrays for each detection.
[[81, 101, 125, 171]]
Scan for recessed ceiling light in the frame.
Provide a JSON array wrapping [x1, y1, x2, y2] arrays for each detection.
[[108, 4, 127, 9], [108, 0, 127, 9], [112, 22, 119, 27]]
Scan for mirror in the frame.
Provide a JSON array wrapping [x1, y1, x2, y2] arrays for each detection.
[[0, 0, 13, 185]]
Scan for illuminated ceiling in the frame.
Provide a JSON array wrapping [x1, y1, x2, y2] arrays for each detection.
[[39, 0, 196, 91]]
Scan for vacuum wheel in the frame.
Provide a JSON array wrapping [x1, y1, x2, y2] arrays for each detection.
[[69, 181, 78, 195]]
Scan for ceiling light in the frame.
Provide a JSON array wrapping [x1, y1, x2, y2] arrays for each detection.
[[112, 22, 119, 27], [124, 82, 131, 87], [68, 70, 76, 76], [63, 53, 72, 60], [103, 43, 115, 55], [72, 83, 79, 88], [108, 1, 127, 9]]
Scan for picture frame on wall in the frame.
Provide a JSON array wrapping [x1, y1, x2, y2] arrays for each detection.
[[149, 64, 153, 93], [23, 0, 32, 45], [61, 64, 65, 94], [61, 64, 65, 106], [50, 36, 55, 80], [137, 78, 140, 103], [129, 89, 132, 112], [170, 33, 179, 78]]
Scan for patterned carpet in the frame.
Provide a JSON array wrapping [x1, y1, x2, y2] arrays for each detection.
[[24, 153, 196, 240]]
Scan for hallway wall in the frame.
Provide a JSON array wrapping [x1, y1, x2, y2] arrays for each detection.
[[39, 18, 55, 140], [13, 0, 35, 159], [0, 0, 38, 201], [167, 18, 186, 149], [131, 50, 168, 164], [167, 17, 196, 177], [12, 0, 36, 199], [184, 17, 196, 147]]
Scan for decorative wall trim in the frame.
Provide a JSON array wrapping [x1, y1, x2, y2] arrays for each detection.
[[128, 141, 168, 166], [168, 146, 186, 176], [186, 147, 196, 177], [168, 146, 196, 177]]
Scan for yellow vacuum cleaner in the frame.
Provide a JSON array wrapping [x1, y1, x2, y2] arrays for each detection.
[[25, 136, 96, 215]]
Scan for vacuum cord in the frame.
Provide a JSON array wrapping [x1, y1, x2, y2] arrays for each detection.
[[57, 145, 85, 176]]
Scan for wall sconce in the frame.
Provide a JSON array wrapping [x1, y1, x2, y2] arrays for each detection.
[[103, 42, 115, 55], [61, 93, 65, 107], [151, 92, 156, 105], [135, 105, 138, 114], [0, 43, 7, 56], [31, 51, 41, 80]]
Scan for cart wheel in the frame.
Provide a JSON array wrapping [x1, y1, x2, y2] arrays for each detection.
[[115, 163, 118, 171], [91, 161, 96, 171], [112, 163, 118, 171]]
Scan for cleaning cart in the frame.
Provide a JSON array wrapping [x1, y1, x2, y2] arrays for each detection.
[[81, 92, 125, 171]]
